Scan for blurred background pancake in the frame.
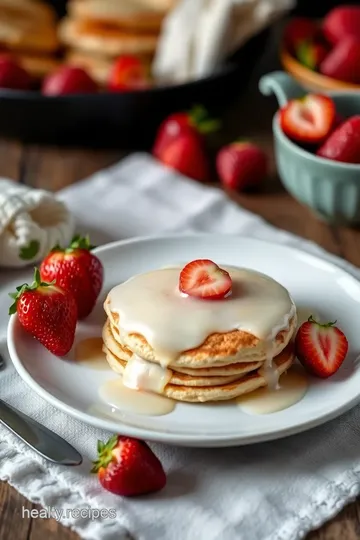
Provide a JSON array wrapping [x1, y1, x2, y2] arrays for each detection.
[[59, 17, 159, 57], [67, 0, 169, 32], [0, 0, 176, 88]]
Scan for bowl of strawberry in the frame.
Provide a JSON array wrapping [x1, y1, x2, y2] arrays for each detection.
[[260, 70, 360, 226], [281, 6, 360, 92]]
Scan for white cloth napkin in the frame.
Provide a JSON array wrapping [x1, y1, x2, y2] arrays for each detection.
[[0, 179, 75, 268], [2, 153, 360, 540], [153, 0, 294, 82]]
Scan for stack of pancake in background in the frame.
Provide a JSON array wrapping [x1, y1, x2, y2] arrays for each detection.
[[60, 0, 176, 86], [102, 295, 297, 404], [0, 0, 59, 80]]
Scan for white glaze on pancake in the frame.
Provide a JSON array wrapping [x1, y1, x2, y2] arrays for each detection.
[[107, 266, 296, 370]]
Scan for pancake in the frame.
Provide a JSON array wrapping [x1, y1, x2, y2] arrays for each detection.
[[104, 300, 296, 368], [68, 0, 167, 32], [163, 344, 294, 403], [0, 0, 56, 24], [65, 49, 153, 86], [103, 345, 246, 387], [15, 53, 60, 78], [0, 19, 58, 54], [103, 332, 295, 403], [59, 17, 159, 57], [103, 318, 264, 377]]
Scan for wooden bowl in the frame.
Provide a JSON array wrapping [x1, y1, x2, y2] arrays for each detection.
[[280, 46, 360, 93]]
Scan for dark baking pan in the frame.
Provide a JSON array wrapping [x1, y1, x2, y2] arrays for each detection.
[[0, 28, 269, 148]]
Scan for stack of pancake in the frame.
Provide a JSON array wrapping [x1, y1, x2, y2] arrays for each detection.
[[60, 0, 176, 86], [0, 0, 59, 79], [102, 299, 297, 404]]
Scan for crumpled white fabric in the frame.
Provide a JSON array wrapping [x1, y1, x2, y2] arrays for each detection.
[[153, 0, 294, 82], [0, 179, 75, 268], [2, 153, 360, 540]]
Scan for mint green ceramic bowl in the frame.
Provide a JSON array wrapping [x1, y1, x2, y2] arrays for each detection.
[[259, 71, 360, 226]]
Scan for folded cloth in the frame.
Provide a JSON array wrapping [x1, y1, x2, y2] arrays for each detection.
[[0, 179, 75, 268], [2, 153, 360, 540], [153, 0, 294, 82]]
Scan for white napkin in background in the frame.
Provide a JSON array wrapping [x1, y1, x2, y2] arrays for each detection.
[[153, 0, 294, 82], [2, 153, 360, 540], [0, 179, 75, 268]]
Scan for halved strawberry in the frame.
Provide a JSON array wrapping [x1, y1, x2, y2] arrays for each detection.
[[295, 316, 348, 378], [179, 260, 232, 299], [279, 94, 336, 144]]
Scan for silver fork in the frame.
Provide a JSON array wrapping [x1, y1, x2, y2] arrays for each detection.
[[0, 352, 82, 466]]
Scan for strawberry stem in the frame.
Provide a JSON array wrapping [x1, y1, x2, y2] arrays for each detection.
[[91, 434, 119, 474], [8, 267, 55, 315], [308, 315, 337, 328], [50, 235, 96, 254], [69, 234, 95, 251], [189, 105, 221, 134]]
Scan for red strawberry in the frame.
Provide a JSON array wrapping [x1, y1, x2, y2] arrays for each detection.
[[296, 40, 328, 71], [319, 37, 360, 84], [91, 435, 166, 497], [152, 105, 219, 160], [295, 316, 348, 378], [279, 94, 336, 145], [322, 6, 360, 45], [283, 17, 318, 54], [216, 142, 268, 191], [108, 55, 149, 91], [317, 115, 360, 164], [179, 259, 232, 299], [42, 66, 98, 96], [40, 235, 104, 320], [0, 55, 32, 90], [9, 268, 77, 356], [159, 131, 209, 182]]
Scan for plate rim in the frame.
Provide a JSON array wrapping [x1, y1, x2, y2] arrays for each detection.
[[7, 233, 360, 447]]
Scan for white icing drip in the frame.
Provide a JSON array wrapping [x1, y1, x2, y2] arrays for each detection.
[[98, 379, 175, 416], [108, 266, 295, 365], [122, 354, 172, 393], [237, 366, 308, 415], [260, 306, 297, 389]]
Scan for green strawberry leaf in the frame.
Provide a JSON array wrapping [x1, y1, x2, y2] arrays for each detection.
[[91, 435, 119, 473], [68, 234, 96, 252], [189, 105, 221, 134], [19, 240, 40, 261], [8, 268, 55, 315]]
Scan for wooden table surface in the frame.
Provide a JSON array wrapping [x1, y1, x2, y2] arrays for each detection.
[[2, 22, 360, 540]]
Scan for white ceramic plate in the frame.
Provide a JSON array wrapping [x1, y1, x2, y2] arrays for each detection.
[[7, 235, 360, 447]]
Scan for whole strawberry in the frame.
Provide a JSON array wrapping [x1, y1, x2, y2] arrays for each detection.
[[9, 268, 77, 356], [216, 141, 268, 191], [322, 5, 360, 45], [283, 17, 318, 54], [320, 37, 360, 84], [42, 66, 98, 96], [108, 55, 149, 91], [295, 316, 348, 378], [152, 105, 220, 160], [91, 435, 166, 497], [40, 235, 104, 320], [296, 40, 328, 71], [317, 115, 360, 164], [159, 131, 209, 182]]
